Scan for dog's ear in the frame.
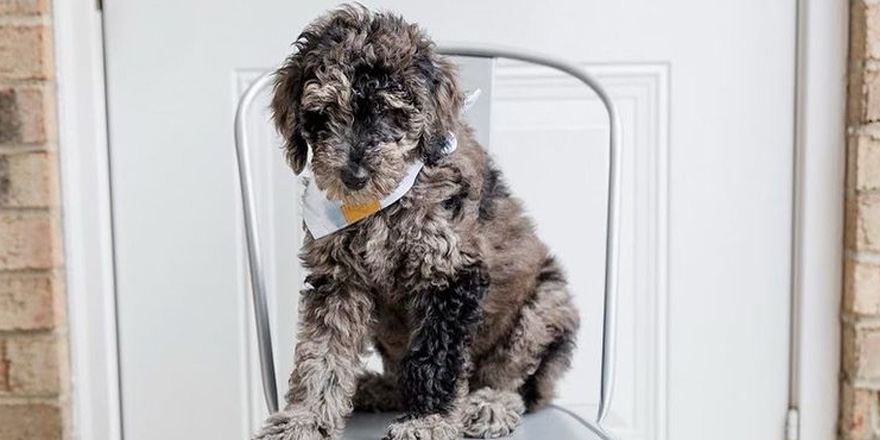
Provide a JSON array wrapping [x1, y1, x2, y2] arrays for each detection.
[[417, 53, 464, 165], [271, 52, 308, 175]]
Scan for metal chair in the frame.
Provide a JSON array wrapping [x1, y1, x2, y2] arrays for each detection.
[[233, 44, 622, 440]]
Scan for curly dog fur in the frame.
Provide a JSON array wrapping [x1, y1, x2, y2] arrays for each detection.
[[254, 5, 580, 440]]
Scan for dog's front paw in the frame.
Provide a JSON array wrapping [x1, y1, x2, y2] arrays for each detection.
[[253, 408, 325, 440], [461, 388, 525, 438], [383, 414, 461, 440]]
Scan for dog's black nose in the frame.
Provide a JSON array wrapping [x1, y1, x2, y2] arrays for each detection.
[[340, 165, 369, 190]]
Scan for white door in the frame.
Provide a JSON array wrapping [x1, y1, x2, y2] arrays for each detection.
[[103, 2, 795, 440]]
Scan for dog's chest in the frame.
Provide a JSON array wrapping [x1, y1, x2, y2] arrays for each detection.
[[302, 194, 467, 294]]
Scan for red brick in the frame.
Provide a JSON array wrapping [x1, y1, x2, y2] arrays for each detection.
[[0, 403, 62, 440], [0, 86, 51, 145], [849, 65, 867, 125], [853, 135, 880, 192], [865, 70, 880, 122], [840, 381, 877, 440], [851, 1, 870, 124], [853, 1, 869, 65], [847, 194, 880, 253], [844, 258, 880, 315], [14, 87, 50, 144], [858, 329, 880, 377], [868, 2, 880, 61], [0, 272, 56, 330], [844, 324, 880, 379], [0, 211, 58, 270], [0, 24, 52, 80], [0, 151, 55, 207], [0, 333, 59, 395], [0, 0, 49, 15]]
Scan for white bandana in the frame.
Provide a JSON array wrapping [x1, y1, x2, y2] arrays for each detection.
[[301, 133, 457, 239], [300, 90, 479, 239]]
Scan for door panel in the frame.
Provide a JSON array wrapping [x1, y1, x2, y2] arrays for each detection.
[[104, 2, 794, 439]]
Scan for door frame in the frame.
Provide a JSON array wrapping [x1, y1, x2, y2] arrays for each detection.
[[792, 1, 848, 439], [53, 2, 122, 440], [55, 2, 846, 440]]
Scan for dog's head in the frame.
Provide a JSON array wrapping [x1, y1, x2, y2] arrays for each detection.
[[272, 4, 463, 204]]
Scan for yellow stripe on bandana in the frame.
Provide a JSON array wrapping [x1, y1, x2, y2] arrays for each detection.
[[340, 199, 381, 223]]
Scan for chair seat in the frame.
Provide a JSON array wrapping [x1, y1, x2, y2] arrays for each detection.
[[343, 406, 610, 440]]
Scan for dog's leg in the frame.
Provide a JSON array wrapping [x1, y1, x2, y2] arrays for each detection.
[[462, 257, 578, 438], [383, 263, 488, 440], [471, 256, 579, 412], [253, 284, 373, 440]]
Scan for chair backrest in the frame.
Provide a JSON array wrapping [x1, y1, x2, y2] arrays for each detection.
[[232, 43, 622, 429]]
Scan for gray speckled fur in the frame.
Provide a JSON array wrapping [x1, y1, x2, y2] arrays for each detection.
[[462, 388, 526, 438], [254, 5, 580, 440]]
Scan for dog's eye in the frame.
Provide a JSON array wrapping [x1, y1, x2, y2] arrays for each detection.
[[302, 109, 328, 133]]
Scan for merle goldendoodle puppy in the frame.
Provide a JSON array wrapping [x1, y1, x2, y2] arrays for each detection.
[[254, 5, 579, 440]]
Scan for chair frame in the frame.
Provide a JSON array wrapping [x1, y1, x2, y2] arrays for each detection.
[[233, 43, 621, 439]]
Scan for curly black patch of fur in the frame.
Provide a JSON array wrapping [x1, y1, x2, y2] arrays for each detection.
[[349, 63, 401, 157], [536, 256, 565, 284], [421, 131, 452, 166], [304, 273, 330, 290], [400, 263, 489, 416], [478, 165, 509, 222], [443, 182, 470, 219]]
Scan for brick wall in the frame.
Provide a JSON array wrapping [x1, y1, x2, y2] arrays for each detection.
[[0, 1, 70, 439], [843, 1, 880, 439]]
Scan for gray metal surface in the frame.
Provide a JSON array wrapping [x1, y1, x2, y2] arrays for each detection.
[[234, 70, 279, 413], [343, 407, 611, 440], [232, 44, 621, 438]]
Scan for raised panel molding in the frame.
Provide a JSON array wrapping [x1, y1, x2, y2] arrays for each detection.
[[234, 60, 669, 440]]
